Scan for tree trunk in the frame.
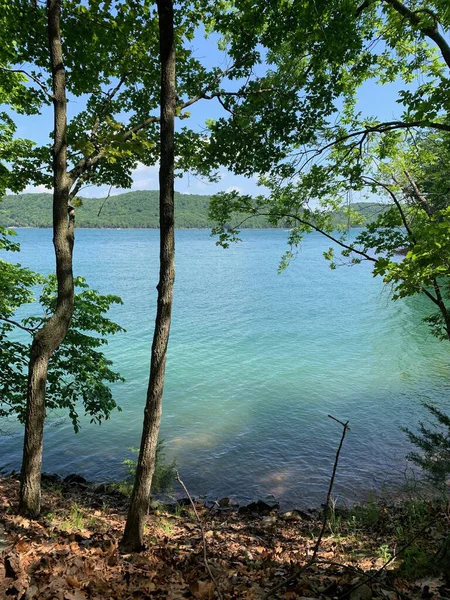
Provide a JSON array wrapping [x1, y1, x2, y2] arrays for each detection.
[[120, 0, 176, 552], [19, 0, 74, 517]]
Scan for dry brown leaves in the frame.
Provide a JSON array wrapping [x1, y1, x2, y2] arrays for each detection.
[[0, 477, 449, 599]]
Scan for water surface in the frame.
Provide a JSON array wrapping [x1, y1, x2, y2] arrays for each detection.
[[1, 228, 449, 506]]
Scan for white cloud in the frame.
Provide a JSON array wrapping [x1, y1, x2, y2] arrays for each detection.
[[225, 185, 243, 194], [23, 184, 52, 194], [132, 177, 155, 189]]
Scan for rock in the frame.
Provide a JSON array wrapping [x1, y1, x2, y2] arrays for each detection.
[[263, 495, 280, 509], [238, 499, 279, 515], [350, 583, 373, 600], [176, 498, 191, 507], [282, 510, 303, 521], [63, 474, 88, 485], [282, 509, 314, 521], [93, 483, 108, 493], [41, 473, 62, 485], [261, 515, 278, 527], [216, 497, 239, 509]]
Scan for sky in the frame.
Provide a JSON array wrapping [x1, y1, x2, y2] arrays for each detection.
[[6, 16, 416, 202]]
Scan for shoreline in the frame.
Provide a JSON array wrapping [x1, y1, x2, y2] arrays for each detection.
[[0, 473, 445, 599]]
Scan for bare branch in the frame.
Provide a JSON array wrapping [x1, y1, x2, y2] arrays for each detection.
[[97, 185, 113, 217], [176, 471, 224, 600], [264, 416, 350, 599]]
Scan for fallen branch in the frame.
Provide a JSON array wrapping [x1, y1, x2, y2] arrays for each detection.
[[176, 471, 224, 600], [263, 415, 350, 599]]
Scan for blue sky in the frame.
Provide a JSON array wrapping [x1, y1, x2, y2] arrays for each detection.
[[8, 23, 412, 201]]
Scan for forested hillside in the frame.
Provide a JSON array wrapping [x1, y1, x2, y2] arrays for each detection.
[[0, 191, 387, 228]]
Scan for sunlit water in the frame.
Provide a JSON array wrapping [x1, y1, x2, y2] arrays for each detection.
[[1, 228, 449, 507]]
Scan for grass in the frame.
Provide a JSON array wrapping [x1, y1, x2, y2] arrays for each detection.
[[59, 503, 85, 532]]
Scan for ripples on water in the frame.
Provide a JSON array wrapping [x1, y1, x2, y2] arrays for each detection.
[[1, 228, 449, 507]]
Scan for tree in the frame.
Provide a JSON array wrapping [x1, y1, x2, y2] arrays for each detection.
[[16, 0, 75, 517], [120, 0, 176, 553]]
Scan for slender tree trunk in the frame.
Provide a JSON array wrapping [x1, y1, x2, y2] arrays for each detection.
[[19, 0, 74, 517], [121, 0, 176, 552]]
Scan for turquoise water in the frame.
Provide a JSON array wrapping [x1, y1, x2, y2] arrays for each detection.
[[1, 228, 449, 506]]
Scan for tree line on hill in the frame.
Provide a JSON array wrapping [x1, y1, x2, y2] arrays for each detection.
[[0, 191, 387, 229]]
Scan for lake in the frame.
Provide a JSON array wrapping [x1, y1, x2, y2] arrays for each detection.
[[1, 228, 449, 507]]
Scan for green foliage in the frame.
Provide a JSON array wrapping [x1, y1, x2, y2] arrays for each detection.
[[404, 403, 450, 488], [400, 544, 433, 578], [377, 544, 392, 562], [0, 192, 390, 230], [0, 246, 124, 432], [123, 440, 177, 496]]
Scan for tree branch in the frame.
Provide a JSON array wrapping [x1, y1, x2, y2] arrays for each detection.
[[0, 316, 35, 334], [361, 175, 416, 241], [97, 185, 113, 217], [383, 0, 450, 69], [176, 471, 224, 600], [403, 170, 434, 216], [242, 211, 378, 263], [69, 58, 254, 183], [0, 66, 53, 99]]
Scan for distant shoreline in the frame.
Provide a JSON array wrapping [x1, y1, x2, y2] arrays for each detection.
[[1, 191, 387, 229]]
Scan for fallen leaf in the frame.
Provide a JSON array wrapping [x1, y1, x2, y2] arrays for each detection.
[[189, 579, 215, 600]]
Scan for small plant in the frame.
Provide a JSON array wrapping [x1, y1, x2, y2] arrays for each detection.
[[123, 439, 177, 495], [107, 481, 133, 497], [400, 544, 431, 578], [377, 544, 392, 563], [327, 506, 343, 537], [59, 503, 85, 532], [158, 517, 174, 537], [45, 511, 56, 526]]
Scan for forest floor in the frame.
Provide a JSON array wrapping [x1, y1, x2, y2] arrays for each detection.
[[0, 475, 449, 600]]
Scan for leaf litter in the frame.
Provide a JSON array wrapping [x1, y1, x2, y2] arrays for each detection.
[[1, 476, 449, 599]]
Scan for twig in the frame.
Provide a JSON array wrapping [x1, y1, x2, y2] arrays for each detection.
[[176, 471, 224, 600], [338, 521, 432, 600], [97, 185, 113, 217], [263, 415, 350, 599], [315, 560, 412, 600]]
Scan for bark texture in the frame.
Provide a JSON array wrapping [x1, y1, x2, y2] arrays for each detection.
[[19, 0, 74, 517], [120, 0, 176, 552]]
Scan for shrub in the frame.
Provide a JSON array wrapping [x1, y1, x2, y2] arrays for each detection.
[[403, 403, 450, 489], [124, 440, 177, 495]]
